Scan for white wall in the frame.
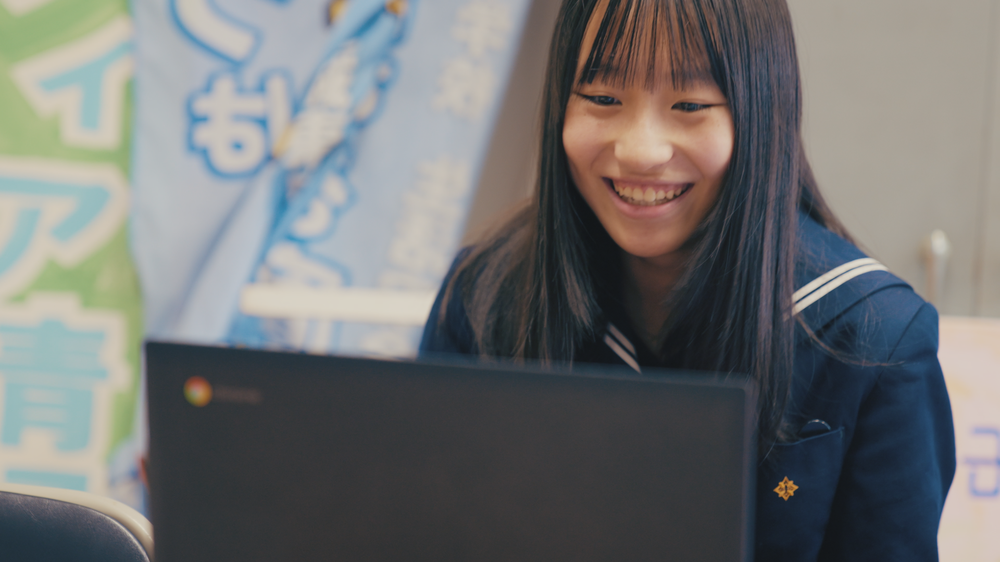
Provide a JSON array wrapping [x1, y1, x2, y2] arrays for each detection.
[[789, 0, 1000, 315]]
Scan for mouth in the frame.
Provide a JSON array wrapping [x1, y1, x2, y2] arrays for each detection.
[[608, 179, 693, 206]]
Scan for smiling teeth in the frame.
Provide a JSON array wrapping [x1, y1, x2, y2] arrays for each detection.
[[613, 182, 689, 205]]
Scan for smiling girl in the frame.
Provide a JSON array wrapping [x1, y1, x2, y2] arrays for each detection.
[[420, 0, 955, 559]]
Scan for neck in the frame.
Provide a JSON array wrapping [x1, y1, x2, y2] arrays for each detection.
[[620, 251, 688, 352]]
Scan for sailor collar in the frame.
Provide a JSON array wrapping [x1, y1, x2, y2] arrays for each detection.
[[596, 214, 913, 371], [793, 213, 910, 346]]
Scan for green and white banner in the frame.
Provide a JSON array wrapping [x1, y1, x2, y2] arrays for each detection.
[[0, 0, 144, 509]]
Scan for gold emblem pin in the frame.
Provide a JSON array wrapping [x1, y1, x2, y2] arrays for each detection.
[[774, 477, 799, 501]]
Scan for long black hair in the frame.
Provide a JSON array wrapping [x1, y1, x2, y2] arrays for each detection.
[[441, 0, 849, 452]]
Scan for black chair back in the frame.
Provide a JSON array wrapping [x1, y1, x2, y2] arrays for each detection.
[[0, 489, 150, 562]]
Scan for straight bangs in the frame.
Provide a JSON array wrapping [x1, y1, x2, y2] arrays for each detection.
[[578, 0, 720, 92]]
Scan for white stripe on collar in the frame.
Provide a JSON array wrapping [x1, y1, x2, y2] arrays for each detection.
[[793, 258, 878, 303], [606, 322, 636, 356], [599, 260, 887, 362], [793, 258, 888, 314], [603, 333, 641, 373]]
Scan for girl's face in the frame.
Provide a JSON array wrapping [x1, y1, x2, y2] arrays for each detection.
[[563, 10, 734, 266]]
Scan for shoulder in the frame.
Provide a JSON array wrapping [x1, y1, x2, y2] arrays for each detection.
[[794, 213, 930, 358], [756, 216, 955, 560], [790, 214, 952, 486], [790, 212, 945, 441], [418, 247, 477, 358]]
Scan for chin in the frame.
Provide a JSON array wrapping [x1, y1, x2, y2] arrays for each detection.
[[613, 236, 684, 261]]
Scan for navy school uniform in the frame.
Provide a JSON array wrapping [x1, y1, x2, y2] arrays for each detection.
[[419, 214, 956, 561]]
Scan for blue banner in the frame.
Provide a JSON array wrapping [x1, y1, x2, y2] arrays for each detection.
[[132, 0, 531, 356]]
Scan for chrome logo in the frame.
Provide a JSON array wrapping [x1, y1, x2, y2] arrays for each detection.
[[184, 376, 212, 407]]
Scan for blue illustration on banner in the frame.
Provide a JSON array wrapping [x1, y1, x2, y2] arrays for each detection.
[[966, 427, 1000, 498], [215, 1, 417, 351], [0, 158, 129, 299], [189, 70, 293, 177], [138, 0, 528, 354], [0, 294, 130, 494], [11, 16, 133, 150], [170, 0, 262, 64], [178, 1, 410, 181]]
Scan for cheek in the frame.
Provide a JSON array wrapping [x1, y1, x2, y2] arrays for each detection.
[[562, 104, 600, 175], [562, 126, 584, 175], [701, 119, 735, 179], [704, 141, 732, 181]]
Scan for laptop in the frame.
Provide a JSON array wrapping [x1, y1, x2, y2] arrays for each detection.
[[145, 341, 756, 561]]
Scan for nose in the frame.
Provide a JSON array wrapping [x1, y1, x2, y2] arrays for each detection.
[[613, 109, 675, 173]]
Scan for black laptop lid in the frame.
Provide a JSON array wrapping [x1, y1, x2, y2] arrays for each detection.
[[146, 342, 756, 562]]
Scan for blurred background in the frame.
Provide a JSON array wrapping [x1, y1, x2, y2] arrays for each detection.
[[0, 0, 997, 558]]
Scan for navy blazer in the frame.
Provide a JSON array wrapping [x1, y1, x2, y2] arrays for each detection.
[[420, 215, 956, 561]]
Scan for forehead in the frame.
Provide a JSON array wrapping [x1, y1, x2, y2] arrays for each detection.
[[576, 0, 714, 90]]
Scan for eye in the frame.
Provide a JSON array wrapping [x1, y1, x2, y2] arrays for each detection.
[[581, 94, 620, 106], [673, 102, 711, 112]]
